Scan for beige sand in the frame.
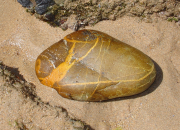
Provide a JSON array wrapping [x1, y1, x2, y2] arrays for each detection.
[[0, 1, 180, 130]]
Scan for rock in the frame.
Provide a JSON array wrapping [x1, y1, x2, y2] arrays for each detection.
[[130, 5, 145, 16], [60, 23, 68, 31], [17, 0, 33, 8], [139, 0, 147, 5], [72, 121, 84, 130], [4, 70, 11, 77], [54, 0, 66, 6], [35, 0, 55, 15], [152, 3, 165, 12], [17, 0, 55, 14], [35, 30, 156, 101], [62, 15, 80, 31]]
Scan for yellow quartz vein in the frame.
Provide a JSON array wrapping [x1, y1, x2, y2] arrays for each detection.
[[39, 37, 99, 87], [53, 64, 155, 88], [89, 38, 111, 98], [39, 42, 76, 87]]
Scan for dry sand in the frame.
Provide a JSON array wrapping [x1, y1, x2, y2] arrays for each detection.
[[0, 0, 180, 130]]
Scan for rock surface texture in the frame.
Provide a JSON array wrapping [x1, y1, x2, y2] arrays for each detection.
[[17, 0, 180, 30], [35, 30, 156, 101]]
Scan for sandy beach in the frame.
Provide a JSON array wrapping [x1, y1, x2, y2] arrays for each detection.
[[0, 0, 180, 130]]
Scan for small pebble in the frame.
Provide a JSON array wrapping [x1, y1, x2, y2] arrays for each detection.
[[4, 70, 11, 77], [35, 0, 55, 15], [13, 82, 23, 89], [72, 121, 84, 130], [17, 0, 33, 8]]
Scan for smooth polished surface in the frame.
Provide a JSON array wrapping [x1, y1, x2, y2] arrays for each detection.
[[35, 29, 156, 101]]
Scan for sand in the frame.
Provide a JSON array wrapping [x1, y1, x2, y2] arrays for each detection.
[[0, 0, 180, 130]]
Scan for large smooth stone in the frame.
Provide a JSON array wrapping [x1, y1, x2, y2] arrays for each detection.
[[35, 29, 156, 101]]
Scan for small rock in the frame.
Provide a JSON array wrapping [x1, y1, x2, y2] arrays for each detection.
[[19, 80, 25, 85], [60, 24, 68, 31], [166, 1, 175, 9], [13, 82, 23, 89], [63, 15, 79, 31], [35, 0, 55, 15], [139, 0, 147, 5], [5, 76, 10, 82], [54, 0, 65, 5], [164, 11, 173, 17], [152, 3, 165, 12], [17, 0, 33, 8], [72, 121, 84, 130], [130, 5, 145, 16], [44, 12, 55, 20], [4, 70, 11, 77]]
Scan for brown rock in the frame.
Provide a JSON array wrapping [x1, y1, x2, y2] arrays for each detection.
[[35, 30, 156, 101], [130, 5, 145, 16]]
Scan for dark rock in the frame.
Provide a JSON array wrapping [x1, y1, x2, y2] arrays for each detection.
[[35, 0, 55, 15], [44, 12, 55, 21], [17, 0, 33, 8]]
